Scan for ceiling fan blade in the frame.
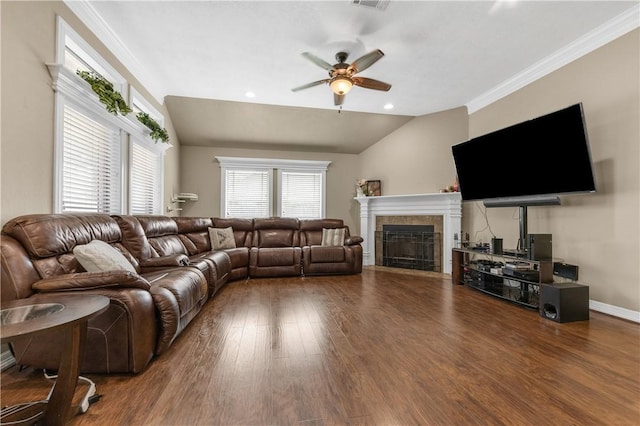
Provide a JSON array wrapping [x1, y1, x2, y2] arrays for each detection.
[[353, 77, 391, 91], [301, 52, 334, 71], [291, 79, 330, 92], [334, 93, 345, 106], [349, 49, 384, 74]]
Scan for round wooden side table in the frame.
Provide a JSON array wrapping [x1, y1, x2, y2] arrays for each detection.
[[1, 294, 109, 426]]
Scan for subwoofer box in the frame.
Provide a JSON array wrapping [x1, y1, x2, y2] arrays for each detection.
[[540, 283, 589, 323]]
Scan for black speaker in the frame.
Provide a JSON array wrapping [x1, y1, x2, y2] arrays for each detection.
[[553, 262, 579, 281], [540, 283, 589, 323], [491, 237, 503, 255], [527, 234, 552, 260]]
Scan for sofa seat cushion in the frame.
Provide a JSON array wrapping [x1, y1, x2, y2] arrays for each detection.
[[308, 246, 346, 263], [188, 251, 232, 295], [253, 247, 299, 267], [249, 247, 302, 278], [223, 247, 250, 269], [144, 267, 208, 354]]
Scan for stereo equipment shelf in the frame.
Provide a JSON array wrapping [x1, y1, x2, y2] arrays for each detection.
[[452, 247, 553, 310]]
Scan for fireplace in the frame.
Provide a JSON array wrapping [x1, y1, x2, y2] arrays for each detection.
[[378, 224, 440, 271], [355, 193, 461, 274]]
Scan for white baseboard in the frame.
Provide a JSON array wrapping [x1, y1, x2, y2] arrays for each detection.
[[590, 300, 640, 323], [1, 348, 16, 371]]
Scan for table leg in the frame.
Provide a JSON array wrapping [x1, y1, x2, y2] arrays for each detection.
[[45, 320, 87, 426]]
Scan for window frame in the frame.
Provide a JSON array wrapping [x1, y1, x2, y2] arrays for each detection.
[[277, 168, 326, 219], [52, 16, 169, 215], [222, 167, 273, 219], [216, 157, 331, 219]]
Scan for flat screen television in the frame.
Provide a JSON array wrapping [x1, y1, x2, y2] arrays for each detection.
[[452, 103, 596, 206]]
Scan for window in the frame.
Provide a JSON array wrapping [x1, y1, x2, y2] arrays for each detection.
[[224, 169, 272, 218], [130, 139, 162, 214], [128, 89, 165, 214], [52, 17, 168, 215], [216, 157, 330, 219], [60, 104, 122, 213], [278, 170, 323, 218]]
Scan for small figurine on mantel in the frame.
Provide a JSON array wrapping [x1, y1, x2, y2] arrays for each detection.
[[356, 179, 382, 196], [440, 177, 460, 193], [356, 179, 368, 196]]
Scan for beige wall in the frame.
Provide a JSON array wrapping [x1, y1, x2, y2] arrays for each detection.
[[1, 1, 638, 314], [359, 107, 469, 196], [466, 30, 639, 312], [180, 146, 361, 232], [356, 31, 638, 313], [0, 1, 180, 224]]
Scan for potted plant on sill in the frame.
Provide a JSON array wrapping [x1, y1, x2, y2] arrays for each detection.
[[76, 70, 169, 144]]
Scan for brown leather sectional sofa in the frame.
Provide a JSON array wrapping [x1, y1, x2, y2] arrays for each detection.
[[0, 213, 362, 374]]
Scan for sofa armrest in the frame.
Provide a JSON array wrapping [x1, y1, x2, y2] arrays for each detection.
[[345, 236, 363, 245], [139, 254, 189, 268], [32, 271, 151, 292]]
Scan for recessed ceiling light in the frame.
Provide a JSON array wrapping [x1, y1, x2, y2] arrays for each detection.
[[384, 103, 394, 110], [245, 92, 255, 98]]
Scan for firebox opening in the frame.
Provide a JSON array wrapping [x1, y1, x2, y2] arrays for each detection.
[[378, 225, 440, 272]]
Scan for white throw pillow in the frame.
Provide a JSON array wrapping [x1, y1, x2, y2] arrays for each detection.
[[208, 227, 237, 250], [321, 228, 345, 247], [73, 240, 136, 273]]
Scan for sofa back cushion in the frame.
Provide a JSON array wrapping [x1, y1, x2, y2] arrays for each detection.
[[134, 215, 188, 257], [212, 218, 254, 248], [252, 217, 300, 248], [2, 213, 135, 279], [113, 215, 156, 261], [174, 217, 213, 255], [299, 219, 345, 246]]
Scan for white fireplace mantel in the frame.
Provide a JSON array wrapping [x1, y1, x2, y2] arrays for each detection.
[[355, 192, 462, 274]]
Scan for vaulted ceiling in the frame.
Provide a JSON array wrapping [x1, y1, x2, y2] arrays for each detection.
[[67, 0, 638, 153]]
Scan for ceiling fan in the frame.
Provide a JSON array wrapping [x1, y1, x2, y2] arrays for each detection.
[[292, 49, 392, 106]]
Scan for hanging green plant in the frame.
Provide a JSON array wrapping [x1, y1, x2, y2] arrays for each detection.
[[136, 112, 170, 144], [76, 70, 132, 116]]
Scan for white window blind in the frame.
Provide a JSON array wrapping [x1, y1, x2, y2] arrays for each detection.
[[53, 17, 170, 215], [61, 104, 122, 213], [130, 139, 161, 214], [280, 171, 322, 219], [224, 169, 271, 218]]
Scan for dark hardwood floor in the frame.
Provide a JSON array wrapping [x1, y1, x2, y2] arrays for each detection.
[[2, 267, 639, 425]]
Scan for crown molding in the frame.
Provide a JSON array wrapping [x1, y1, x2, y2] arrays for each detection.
[[467, 4, 640, 114], [63, 0, 165, 105]]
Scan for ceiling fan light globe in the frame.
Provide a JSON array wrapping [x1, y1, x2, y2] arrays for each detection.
[[330, 77, 353, 95]]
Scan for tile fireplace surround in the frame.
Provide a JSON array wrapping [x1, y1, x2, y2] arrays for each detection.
[[355, 193, 462, 274]]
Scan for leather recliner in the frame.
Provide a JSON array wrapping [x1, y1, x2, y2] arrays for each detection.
[[0, 213, 209, 373], [248, 218, 302, 277], [299, 219, 363, 275], [0, 213, 363, 375], [115, 215, 231, 297]]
